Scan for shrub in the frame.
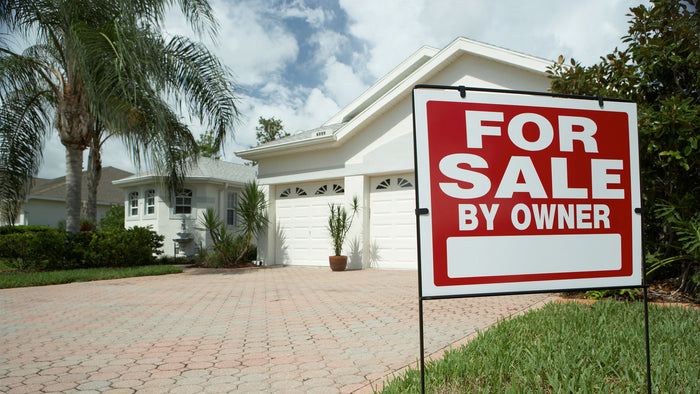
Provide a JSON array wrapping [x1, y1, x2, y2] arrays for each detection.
[[0, 224, 56, 235], [0, 226, 164, 270], [75, 227, 164, 268], [99, 205, 125, 230], [0, 228, 65, 271]]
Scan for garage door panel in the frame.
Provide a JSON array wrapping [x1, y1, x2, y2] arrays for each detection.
[[275, 183, 344, 266], [370, 174, 417, 269]]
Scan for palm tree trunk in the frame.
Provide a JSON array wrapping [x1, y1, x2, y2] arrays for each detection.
[[86, 134, 102, 224], [65, 145, 84, 233]]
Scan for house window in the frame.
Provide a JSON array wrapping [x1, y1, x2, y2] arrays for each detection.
[[129, 192, 139, 216], [226, 192, 238, 226], [175, 189, 192, 214], [145, 189, 156, 215]]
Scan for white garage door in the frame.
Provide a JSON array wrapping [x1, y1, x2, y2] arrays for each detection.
[[370, 174, 417, 269], [275, 182, 345, 266]]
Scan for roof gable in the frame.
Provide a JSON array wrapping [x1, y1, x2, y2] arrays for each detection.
[[237, 37, 552, 161]]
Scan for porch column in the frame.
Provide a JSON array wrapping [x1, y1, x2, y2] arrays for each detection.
[[259, 184, 276, 266], [344, 175, 370, 269]]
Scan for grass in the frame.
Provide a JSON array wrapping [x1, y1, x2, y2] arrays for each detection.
[[0, 265, 183, 289], [379, 300, 699, 393]]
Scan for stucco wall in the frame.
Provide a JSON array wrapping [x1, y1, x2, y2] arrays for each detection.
[[16, 199, 115, 227], [253, 51, 552, 268], [121, 182, 249, 258]]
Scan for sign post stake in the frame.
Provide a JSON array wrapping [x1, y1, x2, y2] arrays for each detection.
[[643, 286, 651, 394], [418, 297, 425, 394]]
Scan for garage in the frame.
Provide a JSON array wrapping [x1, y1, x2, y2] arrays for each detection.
[[370, 174, 417, 269], [238, 38, 552, 270], [275, 181, 345, 266]]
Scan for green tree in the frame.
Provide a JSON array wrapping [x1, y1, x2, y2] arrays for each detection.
[[199, 181, 267, 265], [99, 205, 125, 231], [196, 129, 220, 159], [235, 180, 268, 262], [549, 0, 699, 295], [255, 116, 289, 145], [0, 0, 238, 232]]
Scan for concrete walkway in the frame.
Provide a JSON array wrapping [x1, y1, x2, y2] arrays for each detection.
[[0, 266, 556, 393]]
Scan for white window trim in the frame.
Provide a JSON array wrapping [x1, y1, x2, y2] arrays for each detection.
[[128, 191, 139, 218], [145, 189, 157, 217], [170, 188, 195, 219], [226, 191, 238, 227]]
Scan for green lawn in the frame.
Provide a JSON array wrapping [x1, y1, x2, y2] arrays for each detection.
[[0, 265, 183, 289], [379, 300, 699, 393]]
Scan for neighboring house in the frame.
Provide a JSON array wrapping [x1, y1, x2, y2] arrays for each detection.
[[113, 157, 257, 257], [237, 37, 553, 270], [2, 167, 133, 227]]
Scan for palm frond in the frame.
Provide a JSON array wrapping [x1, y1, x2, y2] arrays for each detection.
[[162, 35, 239, 150], [0, 89, 52, 223]]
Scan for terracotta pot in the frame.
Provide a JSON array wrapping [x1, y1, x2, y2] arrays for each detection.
[[329, 255, 347, 271]]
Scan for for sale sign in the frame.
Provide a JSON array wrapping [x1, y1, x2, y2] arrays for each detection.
[[413, 86, 643, 298]]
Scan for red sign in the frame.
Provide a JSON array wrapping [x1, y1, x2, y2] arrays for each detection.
[[414, 87, 642, 297]]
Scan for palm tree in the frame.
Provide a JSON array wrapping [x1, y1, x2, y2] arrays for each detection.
[[0, 0, 238, 232]]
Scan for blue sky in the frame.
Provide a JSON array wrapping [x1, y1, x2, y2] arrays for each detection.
[[36, 0, 649, 178]]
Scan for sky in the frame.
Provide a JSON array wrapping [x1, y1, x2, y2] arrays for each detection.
[[35, 0, 649, 178]]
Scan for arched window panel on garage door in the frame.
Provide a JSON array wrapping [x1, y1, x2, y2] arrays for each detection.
[[279, 187, 308, 198], [373, 175, 415, 192], [279, 181, 344, 198], [315, 183, 345, 195]]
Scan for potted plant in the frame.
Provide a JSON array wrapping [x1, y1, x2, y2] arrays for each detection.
[[327, 196, 359, 271]]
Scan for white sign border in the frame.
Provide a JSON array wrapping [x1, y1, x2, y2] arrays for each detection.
[[413, 86, 643, 299]]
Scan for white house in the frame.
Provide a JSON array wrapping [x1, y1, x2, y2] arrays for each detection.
[[236, 37, 554, 270], [113, 157, 257, 257], [2, 167, 132, 227]]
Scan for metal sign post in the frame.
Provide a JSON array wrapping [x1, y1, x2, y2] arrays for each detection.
[[412, 85, 650, 393]]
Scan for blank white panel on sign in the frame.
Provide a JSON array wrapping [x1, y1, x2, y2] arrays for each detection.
[[446, 234, 622, 278]]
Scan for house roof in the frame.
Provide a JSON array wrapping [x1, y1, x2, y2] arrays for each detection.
[[28, 166, 133, 205], [113, 157, 257, 187], [236, 36, 553, 160]]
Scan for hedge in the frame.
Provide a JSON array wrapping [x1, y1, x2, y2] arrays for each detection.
[[0, 225, 164, 271]]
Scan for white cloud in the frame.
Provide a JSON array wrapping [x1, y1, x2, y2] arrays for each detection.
[[338, 0, 649, 79], [322, 58, 368, 107], [339, 0, 431, 78], [281, 0, 330, 28], [165, 0, 299, 87], [310, 30, 349, 66], [36, 0, 650, 176]]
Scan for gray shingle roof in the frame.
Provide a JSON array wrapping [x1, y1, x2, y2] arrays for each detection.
[[113, 157, 256, 186], [28, 167, 134, 204]]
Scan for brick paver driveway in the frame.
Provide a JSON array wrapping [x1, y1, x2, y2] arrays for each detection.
[[1, 266, 556, 393]]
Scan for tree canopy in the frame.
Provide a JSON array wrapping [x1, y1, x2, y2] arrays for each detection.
[[255, 116, 289, 145], [0, 0, 239, 232], [197, 129, 221, 159], [549, 0, 699, 295]]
